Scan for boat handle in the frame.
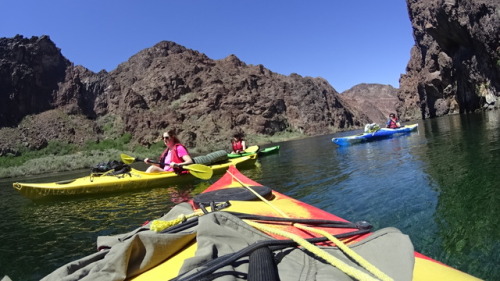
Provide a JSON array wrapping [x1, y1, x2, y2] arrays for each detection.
[[13, 183, 22, 190]]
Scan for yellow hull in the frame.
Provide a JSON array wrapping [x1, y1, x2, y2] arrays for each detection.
[[13, 154, 257, 199]]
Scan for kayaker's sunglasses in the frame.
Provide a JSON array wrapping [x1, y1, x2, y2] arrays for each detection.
[[163, 136, 169, 140]]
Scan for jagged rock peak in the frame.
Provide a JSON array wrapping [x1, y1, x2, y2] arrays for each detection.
[[0, 35, 70, 127], [0, 35, 65, 63], [340, 84, 400, 124], [342, 83, 398, 98], [115, 40, 205, 72], [219, 54, 246, 67], [142, 40, 189, 55]]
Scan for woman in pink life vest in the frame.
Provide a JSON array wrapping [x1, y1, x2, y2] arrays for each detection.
[[144, 130, 193, 173], [231, 132, 247, 154]]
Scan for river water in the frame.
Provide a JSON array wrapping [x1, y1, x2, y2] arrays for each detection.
[[1, 111, 499, 280]]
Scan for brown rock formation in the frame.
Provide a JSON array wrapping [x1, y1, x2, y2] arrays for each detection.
[[399, 0, 499, 119], [0, 35, 70, 127], [340, 84, 400, 124], [0, 36, 370, 155]]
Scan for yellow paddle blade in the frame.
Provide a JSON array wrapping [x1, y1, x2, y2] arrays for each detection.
[[120, 153, 212, 180], [184, 164, 213, 180], [244, 145, 259, 154], [120, 153, 137, 165]]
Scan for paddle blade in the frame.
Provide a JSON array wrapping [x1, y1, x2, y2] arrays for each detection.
[[184, 164, 213, 180], [120, 153, 137, 164], [244, 145, 259, 154]]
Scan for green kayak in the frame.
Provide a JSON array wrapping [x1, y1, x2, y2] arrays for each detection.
[[227, 145, 280, 158], [227, 145, 259, 158], [258, 145, 280, 156]]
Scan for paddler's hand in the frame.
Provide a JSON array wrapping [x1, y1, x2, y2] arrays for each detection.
[[170, 163, 180, 168], [144, 158, 150, 164]]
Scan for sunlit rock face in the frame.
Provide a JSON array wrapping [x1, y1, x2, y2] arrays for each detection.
[[399, 0, 499, 119], [340, 83, 400, 124], [0, 37, 370, 155]]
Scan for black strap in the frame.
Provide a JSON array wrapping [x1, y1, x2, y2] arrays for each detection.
[[170, 229, 371, 281], [248, 246, 280, 281], [158, 210, 372, 235], [226, 211, 372, 230]]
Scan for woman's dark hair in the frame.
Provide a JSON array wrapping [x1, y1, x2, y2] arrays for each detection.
[[165, 129, 181, 147], [233, 131, 245, 140]]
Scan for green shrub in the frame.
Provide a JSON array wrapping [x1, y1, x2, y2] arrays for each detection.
[[83, 133, 133, 151], [0, 134, 137, 177]]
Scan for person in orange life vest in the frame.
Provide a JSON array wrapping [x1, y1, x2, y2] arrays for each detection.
[[231, 132, 247, 154], [144, 130, 193, 173], [386, 113, 401, 129]]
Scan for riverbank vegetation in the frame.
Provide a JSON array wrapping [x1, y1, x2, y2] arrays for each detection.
[[0, 130, 303, 179], [0, 133, 160, 178]]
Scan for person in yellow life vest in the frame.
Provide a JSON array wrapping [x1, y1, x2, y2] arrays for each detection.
[[144, 130, 193, 173], [231, 132, 247, 154]]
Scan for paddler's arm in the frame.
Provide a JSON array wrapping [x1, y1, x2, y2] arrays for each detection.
[[170, 155, 194, 168]]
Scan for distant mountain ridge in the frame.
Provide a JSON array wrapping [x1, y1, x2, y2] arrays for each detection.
[[340, 84, 399, 124]]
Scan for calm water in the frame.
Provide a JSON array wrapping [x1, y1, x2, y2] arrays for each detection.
[[1, 111, 499, 280]]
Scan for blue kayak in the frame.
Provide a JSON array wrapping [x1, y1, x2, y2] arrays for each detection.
[[332, 124, 419, 146]]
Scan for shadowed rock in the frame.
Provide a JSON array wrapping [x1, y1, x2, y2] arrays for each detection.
[[399, 0, 499, 119]]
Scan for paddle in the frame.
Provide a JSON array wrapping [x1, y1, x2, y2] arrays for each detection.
[[120, 153, 213, 180], [243, 145, 259, 154]]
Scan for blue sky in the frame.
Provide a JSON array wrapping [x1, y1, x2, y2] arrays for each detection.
[[1, 0, 414, 93]]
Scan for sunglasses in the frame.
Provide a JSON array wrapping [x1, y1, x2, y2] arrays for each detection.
[[163, 136, 170, 140]]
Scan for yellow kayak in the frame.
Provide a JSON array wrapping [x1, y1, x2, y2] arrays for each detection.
[[40, 165, 480, 281], [13, 154, 257, 200]]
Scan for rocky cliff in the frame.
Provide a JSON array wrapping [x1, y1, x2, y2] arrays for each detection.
[[0, 36, 370, 155], [399, 0, 499, 119], [0, 35, 70, 127]]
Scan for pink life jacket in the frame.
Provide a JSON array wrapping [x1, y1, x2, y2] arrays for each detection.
[[159, 144, 189, 174]]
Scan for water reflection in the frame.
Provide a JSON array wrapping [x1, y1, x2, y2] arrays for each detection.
[[0, 178, 212, 281], [418, 112, 500, 277]]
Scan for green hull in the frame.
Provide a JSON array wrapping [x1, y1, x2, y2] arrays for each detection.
[[258, 145, 280, 156]]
